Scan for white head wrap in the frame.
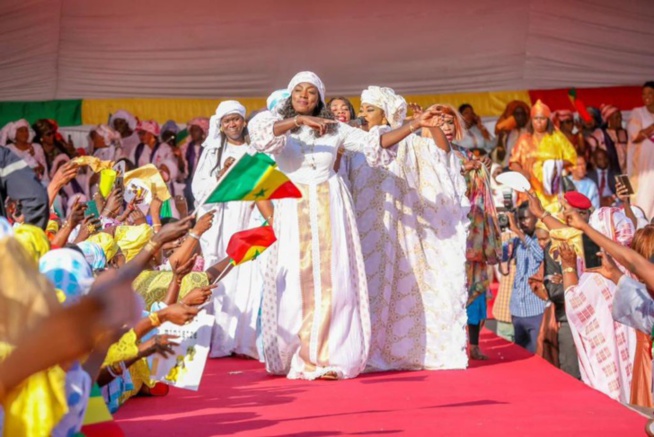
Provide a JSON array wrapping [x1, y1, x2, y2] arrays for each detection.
[[287, 71, 326, 104], [109, 110, 137, 131], [267, 89, 290, 112], [360, 86, 407, 129], [158, 158, 179, 183], [91, 124, 122, 148], [205, 101, 246, 149], [0, 119, 34, 144]]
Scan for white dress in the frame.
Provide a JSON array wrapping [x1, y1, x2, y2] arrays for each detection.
[[344, 129, 470, 371], [249, 112, 394, 380], [627, 106, 654, 219], [192, 141, 263, 359]]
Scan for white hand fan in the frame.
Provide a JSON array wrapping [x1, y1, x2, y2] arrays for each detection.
[[495, 171, 531, 192]]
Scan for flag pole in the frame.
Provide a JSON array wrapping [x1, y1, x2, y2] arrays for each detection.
[[212, 263, 234, 285]]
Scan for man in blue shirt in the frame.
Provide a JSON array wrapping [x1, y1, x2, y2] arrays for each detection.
[[506, 201, 545, 353]]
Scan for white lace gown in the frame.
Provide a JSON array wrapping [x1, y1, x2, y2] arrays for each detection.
[[192, 141, 263, 359], [343, 130, 470, 371], [249, 112, 394, 380]]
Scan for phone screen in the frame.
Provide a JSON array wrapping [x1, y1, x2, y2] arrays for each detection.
[[84, 200, 100, 218], [582, 234, 602, 269]]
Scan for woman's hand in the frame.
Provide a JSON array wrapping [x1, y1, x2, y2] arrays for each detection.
[[172, 255, 197, 280], [559, 242, 578, 268], [66, 198, 86, 229], [298, 116, 337, 136], [192, 211, 215, 236], [137, 334, 178, 359], [181, 285, 215, 306], [159, 303, 199, 325], [217, 157, 236, 179], [74, 215, 102, 243], [102, 186, 124, 218], [614, 179, 631, 204], [586, 251, 623, 284], [462, 160, 481, 172], [408, 103, 424, 120], [50, 161, 79, 191], [417, 105, 445, 128], [152, 216, 194, 248]]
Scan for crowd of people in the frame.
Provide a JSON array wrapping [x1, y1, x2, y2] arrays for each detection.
[[0, 74, 653, 435]]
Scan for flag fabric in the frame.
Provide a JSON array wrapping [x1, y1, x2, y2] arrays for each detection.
[[76, 384, 124, 436], [226, 225, 277, 265], [568, 88, 592, 123], [203, 152, 301, 204]]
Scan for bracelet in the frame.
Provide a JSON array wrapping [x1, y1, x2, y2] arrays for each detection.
[[266, 215, 274, 222], [562, 267, 576, 274], [409, 122, 417, 133], [539, 211, 551, 220], [144, 240, 159, 255], [294, 115, 301, 127], [188, 231, 200, 240], [148, 312, 162, 327]]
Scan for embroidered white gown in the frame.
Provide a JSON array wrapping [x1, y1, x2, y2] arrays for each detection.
[[342, 129, 470, 371], [249, 112, 395, 380], [192, 141, 263, 359]]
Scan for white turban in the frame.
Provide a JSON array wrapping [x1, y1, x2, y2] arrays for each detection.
[[0, 119, 34, 144], [91, 124, 122, 147], [360, 86, 407, 129], [205, 100, 246, 150], [287, 71, 326, 104], [215, 100, 246, 121], [267, 89, 290, 112], [109, 110, 137, 130]]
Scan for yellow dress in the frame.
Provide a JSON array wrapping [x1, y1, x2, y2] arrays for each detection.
[[510, 130, 577, 212]]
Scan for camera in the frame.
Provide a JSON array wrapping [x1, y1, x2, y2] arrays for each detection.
[[497, 191, 514, 231]]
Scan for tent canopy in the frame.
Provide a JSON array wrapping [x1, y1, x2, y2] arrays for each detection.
[[1, 0, 653, 101]]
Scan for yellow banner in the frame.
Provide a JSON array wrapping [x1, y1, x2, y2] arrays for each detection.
[[82, 90, 532, 125]]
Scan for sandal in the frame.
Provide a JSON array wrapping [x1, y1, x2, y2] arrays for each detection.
[[318, 371, 339, 380]]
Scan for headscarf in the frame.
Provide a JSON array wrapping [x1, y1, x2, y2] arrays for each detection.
[[206, 101, 247, 150], [531, 99, 551, 118], [158, 158, 179, 184], [589, 207, 635, 250], [267, 89, 290, 112], [114, 224, 153, 262], [40, 249, 94, 305], [0, 119, 34, 145], [551, 110, 573, 129], [77, 241, 107, 270], [600, 104, 620, 124], [360, 86, 407, 129], [109, 110, 137, 131], [287, 71, 326, 104], [495, 100, 530, 134], [214, 100, 246, 121], [14, 224, 50, 262], [136, 120, 160, 137], [187, 117, 209, 135], [91, 124, 122, 148], [86, 232, 120, 261], [161, 120, 179, 134]]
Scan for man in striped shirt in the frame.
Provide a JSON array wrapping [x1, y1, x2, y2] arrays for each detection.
[[506, 201, 545, 353]]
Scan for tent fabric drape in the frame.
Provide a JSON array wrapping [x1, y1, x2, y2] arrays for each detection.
[[0, 0, 652, 102]]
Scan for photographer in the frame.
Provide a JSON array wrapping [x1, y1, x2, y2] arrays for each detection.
[[505, 200, 545, 353]]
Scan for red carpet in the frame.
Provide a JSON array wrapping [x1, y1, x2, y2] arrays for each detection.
[[115, 330, 647, 436]]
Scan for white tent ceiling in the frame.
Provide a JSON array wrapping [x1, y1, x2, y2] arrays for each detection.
[[1, 0, 653, 101]]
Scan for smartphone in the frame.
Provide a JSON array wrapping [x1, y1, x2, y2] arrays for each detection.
[[114, 175, 124, 190], [615, 175, 634, 195], [582, 234, 602, 269], [84, 200, 100, 218]]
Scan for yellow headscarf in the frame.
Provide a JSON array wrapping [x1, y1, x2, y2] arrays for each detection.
[[114, 224, 153, 261], [13, 224, 50, 262], [86, 232, 120, 261]]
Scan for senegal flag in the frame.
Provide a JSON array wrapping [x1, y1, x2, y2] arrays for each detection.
[[203, 152, 301, 204], [226, 225, 277, 265], [77, 384, 124, 436]]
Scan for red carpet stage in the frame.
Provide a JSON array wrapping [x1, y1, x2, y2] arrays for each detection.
[[115, 330, 647, 436]]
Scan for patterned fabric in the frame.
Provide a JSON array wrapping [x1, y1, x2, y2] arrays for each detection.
[[77, 241, 107, 270], [86, 232, 120, 261], [114, 224, 153, 262], [507, 234, 546, 318], [360, 86, 407, 128], [565, 207, 636, 403], [39, 249, 94, 304]]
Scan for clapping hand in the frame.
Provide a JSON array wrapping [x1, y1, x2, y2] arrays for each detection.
[[586, 251, 623, 284]]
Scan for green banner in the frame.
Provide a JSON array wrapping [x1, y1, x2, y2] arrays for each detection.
[[0, 99, 82, 127]]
